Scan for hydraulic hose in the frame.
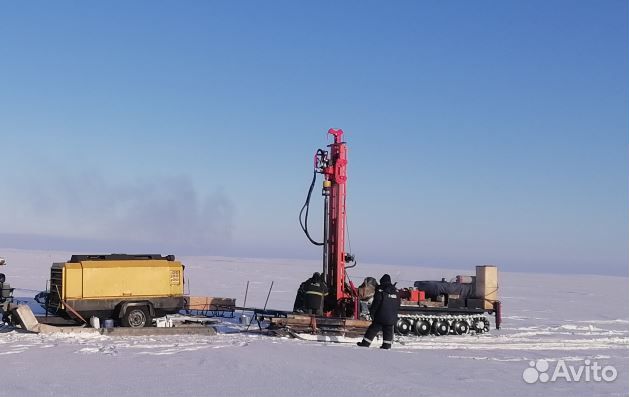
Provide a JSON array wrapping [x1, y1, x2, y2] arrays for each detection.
[[299, 170, 324, 246]]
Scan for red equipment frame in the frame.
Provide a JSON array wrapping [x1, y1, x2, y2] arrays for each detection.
[[316, 128, 358, 318]]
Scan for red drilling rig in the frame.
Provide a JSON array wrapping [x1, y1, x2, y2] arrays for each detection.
[[299, 128, 358, 318]]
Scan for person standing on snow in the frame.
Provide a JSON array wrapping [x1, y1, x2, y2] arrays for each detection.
[[357, 274, 401, 349]]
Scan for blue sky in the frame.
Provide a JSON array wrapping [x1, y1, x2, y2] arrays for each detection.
[[0, 1, 627, 275]]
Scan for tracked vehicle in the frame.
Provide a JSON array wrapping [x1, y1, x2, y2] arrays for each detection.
[[359, 265, 501, 336]]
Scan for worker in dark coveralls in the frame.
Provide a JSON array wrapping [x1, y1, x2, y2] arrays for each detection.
[[357, 274, 401, 349], [303, 272, 328, 315], [293, 272, 328, 315]]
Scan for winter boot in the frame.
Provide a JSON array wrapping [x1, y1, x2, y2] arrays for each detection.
[[380, 340, 392, 349], [356, 340, 370, 347]]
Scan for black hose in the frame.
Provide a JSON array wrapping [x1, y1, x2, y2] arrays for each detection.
[[299, 170, 324, 246]]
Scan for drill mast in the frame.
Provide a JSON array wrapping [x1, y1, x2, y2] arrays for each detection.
[[314, 129, 357, 317]]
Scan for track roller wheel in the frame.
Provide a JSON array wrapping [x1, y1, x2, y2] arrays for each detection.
[[453, 320, 469, 335], [472, 318, 487, 333], [482, 318, 490, 333], [432, 319, 449, 336], [395, 318, 412, 335], [413, 319, 431, 336]]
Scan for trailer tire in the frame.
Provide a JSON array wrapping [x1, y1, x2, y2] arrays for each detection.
[[121, 306, 151, 328]]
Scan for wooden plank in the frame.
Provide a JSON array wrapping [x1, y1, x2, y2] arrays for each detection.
[[36, 315, 82, 326], [37, 325, 100, 335], [184, 296, 236, 311], [35, 324, 216, 336], [270, 315, 372, 333], [284, 314, 371, 327], [101, 326, 216, 336]]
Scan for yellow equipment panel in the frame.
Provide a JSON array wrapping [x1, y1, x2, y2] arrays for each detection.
[[61, 259, 184, 299], [64, 263, 83, 299]]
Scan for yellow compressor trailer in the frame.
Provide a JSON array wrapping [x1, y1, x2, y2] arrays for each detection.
[[45, 254, 185, 327]]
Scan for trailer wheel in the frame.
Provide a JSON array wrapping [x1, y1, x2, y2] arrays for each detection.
[[122, 306, 151, 328]]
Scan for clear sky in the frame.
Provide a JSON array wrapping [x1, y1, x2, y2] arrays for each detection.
[[0, 1, 627, 275]]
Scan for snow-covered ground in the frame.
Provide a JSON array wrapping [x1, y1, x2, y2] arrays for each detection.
[[1, 248, 627, 397]]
